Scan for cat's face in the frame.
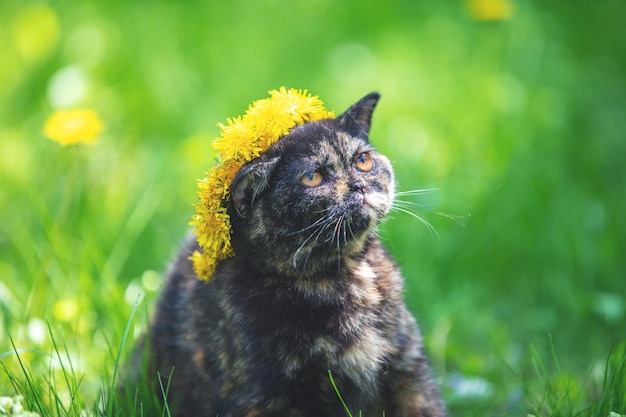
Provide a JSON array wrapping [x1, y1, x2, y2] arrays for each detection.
[[229, 93, 394, 275]]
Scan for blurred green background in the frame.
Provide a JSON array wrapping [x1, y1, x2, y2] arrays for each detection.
[[1, 0, 625, 415]]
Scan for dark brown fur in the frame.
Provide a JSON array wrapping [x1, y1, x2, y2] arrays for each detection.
[[121, 93, 447, 417]]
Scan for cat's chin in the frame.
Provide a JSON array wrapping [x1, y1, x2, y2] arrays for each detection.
[[342, 231, 375, 257], [361, 194, 391, 223]]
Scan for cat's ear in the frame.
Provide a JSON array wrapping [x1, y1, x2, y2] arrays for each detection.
[[336, 92, 380, 141], [230, 155, 280, 217]]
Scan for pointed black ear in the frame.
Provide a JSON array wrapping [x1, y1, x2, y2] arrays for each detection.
[[337, 92, 381, 140], [230, 155, 280, 217]]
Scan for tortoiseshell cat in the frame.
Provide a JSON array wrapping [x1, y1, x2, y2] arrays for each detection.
[[122, 93, 447, 416]]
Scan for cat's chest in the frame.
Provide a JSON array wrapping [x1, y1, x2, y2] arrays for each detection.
[[267, 262, 393, 380], [271, 312, 391, 398]]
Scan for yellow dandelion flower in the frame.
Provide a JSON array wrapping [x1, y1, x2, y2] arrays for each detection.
[[44, 108, 105, 146], [189, 250, 219, 281], [214, 117, 264, 161], [191, 87, 334, 282]]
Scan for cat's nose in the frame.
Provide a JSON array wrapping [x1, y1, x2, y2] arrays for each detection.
[[350, 179, 367, 192]]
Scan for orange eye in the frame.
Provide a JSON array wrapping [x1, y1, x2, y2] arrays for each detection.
[[300, 171, 324, 187], [355, 152, 374, 172]]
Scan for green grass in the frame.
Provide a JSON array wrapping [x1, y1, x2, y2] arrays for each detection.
[[1, 338, 625, 416], [2, 0, 626, 415]]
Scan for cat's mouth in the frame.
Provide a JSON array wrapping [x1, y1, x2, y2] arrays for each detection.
[[361, 192, 391, 222], [339, 192, 389, 237]]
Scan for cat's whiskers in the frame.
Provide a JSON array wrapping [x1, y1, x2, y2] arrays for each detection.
[[292, 222, 327, 263], [394, 188, 439, 197], [391, 188, 466, 237], [331, 213, 348, 272], [346, 218, 356, 242], [292, 205, 356, 271], [285, 214, 334, 237], [330, 213, 344, 244], [391, 201, 439, 237], [291, 213, 337, 268], [393, 197, 466, 223], [342, 216, 349, 244]]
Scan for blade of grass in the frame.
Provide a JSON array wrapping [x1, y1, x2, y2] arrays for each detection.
[[7, 334, 45, 415], [105, 293, 142, 416], [157, 369, 174, 417], [47, 322, 83, 416], [328, 369, 354, 417], [594, 343, 626, 417]]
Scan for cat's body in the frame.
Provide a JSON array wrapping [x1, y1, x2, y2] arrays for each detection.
[[123, 93, 447, 417]]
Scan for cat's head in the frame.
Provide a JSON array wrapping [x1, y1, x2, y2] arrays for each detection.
[[228, 93, 394, 276]]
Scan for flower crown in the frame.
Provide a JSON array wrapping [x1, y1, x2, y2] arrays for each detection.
[[190, 87, 335, 282]]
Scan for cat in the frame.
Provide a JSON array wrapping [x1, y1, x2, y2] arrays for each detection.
[[120, 93, 448, 417]]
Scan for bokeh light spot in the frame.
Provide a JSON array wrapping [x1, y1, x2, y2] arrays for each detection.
[[47, 66, 89, 108], [10, 4, 60, 61]]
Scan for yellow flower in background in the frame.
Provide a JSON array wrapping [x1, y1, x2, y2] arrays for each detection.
[[190, 87, 334, 282], [467, 0, 514, 21], [44, 109, 105, 146]]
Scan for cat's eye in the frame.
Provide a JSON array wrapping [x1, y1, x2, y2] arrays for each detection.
[[300, 171, 324, 187], [355, 152, 374, 172]]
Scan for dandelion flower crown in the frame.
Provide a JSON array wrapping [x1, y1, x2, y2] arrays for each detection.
[[190, 87, 335, 282]]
